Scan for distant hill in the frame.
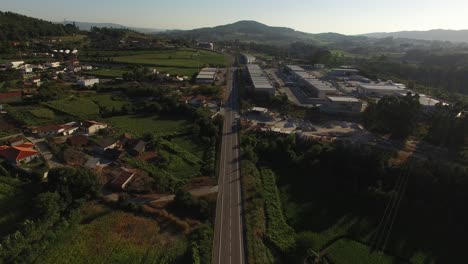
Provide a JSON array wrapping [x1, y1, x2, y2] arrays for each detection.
[[62, 21, 163, 34], [362, 29, 468, 43], [0, 11, 79, 42], [160, 20, 366, 46]]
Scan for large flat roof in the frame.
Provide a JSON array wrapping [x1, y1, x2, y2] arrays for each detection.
[[359, 84, 405, 91], [327, 96, 361, 103], [286, 65, 306, 72]]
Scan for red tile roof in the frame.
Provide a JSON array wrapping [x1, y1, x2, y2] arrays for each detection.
[[0, 92, 21, 100], [0, 145, 39, 163]]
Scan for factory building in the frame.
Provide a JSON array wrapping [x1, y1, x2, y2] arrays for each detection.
[[77, 78, 99, 87], [246, 64, 275, 96], [285, 65, 338, 99], [198, 42, 214, 50], [321, 96, 363, 114], [196, 68, 218, 84], [357, 81, 406, 97], [242, 54, 256, 64]]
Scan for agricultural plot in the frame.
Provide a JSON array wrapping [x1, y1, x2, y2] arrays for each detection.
[[170, 135, 206, 160], [326, 239, 399, 264], [43, 97, 101, 117], [7, 106, 68, 126], [85, 49, 228, 77], [0, 115, 20, 137], [38, 204, 188, 264], [85, 68, 127, 78], [90, 94, 130, 113], [107, 114, 190, 137], [0, 176, 33, 237]]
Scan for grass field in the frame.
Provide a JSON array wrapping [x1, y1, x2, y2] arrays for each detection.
[[0, 176, 33, 237], [107, 114, 190, 137], [90, 94, 130, 112], [326, 239, 399, 264], [7, 106, 69, 126], [38, 203, 188, 264], [43, 96, 101, 117], [85, 69, 127, 78], [84, 49, 228, 77], [170, 135, 206, 160]]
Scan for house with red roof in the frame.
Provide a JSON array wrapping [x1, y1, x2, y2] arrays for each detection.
[[110, 168, 136, 190], [0, 92, 22, 103], [0, 144, 39, 164]]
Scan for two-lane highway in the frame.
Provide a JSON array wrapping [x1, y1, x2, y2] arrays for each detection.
[[212, 67, 245, 264]]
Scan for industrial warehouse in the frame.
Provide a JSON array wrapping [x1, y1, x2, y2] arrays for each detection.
[[196, 68, 218, 84], [285, 65, 339, 99], [246, 64, 275, 95]]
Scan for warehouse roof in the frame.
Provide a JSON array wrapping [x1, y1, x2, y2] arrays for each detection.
[[327, 96, 361, 103]]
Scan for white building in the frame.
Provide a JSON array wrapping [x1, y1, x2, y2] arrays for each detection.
[[322, 96, 363, 114], [242, 54, 256, 64], [7, 61, 25, 69], [246, 64, 275, 96], [196, 68, 218, 84], [81, 65, 93, 71], [357, 81, 406, 97], [198, 42, 214, 50], [77, 78, 99, 87], [46, 62, 61, 68], [285, 65, 338, 99]]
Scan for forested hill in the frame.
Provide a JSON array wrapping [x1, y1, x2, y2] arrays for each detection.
[[0, 11, 79, 41], [363, 29, 468, 43], [161, 20, 367, 46]]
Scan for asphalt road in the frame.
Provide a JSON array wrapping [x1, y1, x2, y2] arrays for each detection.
[[212, 67, 245, 264]]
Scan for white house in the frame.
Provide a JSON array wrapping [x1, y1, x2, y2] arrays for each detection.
[[77, 78, 99, 87], [46, 62, 61, 68], [7, 61, 25, 69]]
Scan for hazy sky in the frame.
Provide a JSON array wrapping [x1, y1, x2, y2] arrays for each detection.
[[3, 0, 468, 34]]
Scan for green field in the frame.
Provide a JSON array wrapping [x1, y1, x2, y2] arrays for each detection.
[[0, 176, 33, 237], [7, 106, 68, 126], [84, 49, 228, 77], [90, 94, 130, 112], [170, 135, 206, 160], [43, 96, 101, 117], [326, 239, 399, 264], [38, 204, 188, 264], [85, 69, 127, 78], [107, 114, 190, 137]]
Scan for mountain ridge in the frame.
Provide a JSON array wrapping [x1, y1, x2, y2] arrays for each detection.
[[362, 29, 468, 43]]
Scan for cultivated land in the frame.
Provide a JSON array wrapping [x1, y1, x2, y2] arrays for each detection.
[[83, 49, 229, 77], [0, 176, 33, 237], [107, 114, 191, 137], [84, 68, 128, 78], [43, 96, 101, 117], [37, 204, 188, 264]]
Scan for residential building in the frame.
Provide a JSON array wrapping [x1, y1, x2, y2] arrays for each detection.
[[81, 65, 93, 71], [82, 120, 108, 135], [110, 168, 136, 190], [0, 92, 22, 103], [46, 62, 61, 68], [84, 157, 101, 170], [30, 123, 79, 138], [196, 68, 218, 84], [77, 78, 99, 87], [322, 96, 363, 114], [130, 140, 146, 156], [7, 61, 24, 69], [0, 144, 39, 164], [67, 135, 89, 147], [93, 138, 117, 154], [246, 64, 275, 96]]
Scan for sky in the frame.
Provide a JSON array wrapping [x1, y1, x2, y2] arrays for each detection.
[[2, 0, 468, 35]]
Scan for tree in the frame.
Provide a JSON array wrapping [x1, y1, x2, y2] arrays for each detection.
[[34, 192, 61, 220]]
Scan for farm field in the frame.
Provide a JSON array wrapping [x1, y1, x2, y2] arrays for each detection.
[[0, 115, 20, 137], [107, 114, 191, 137], [0, 176, 34, 237], [83, 49, 228, 77], [170, 135, 206, 160], [326, 239, 399, 264], [43, 96, 101, 117], [37, 203, 188, 264], [7, 106, 69, 126], [90, 94, 130, 113], [85, 68, 127, 78]]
